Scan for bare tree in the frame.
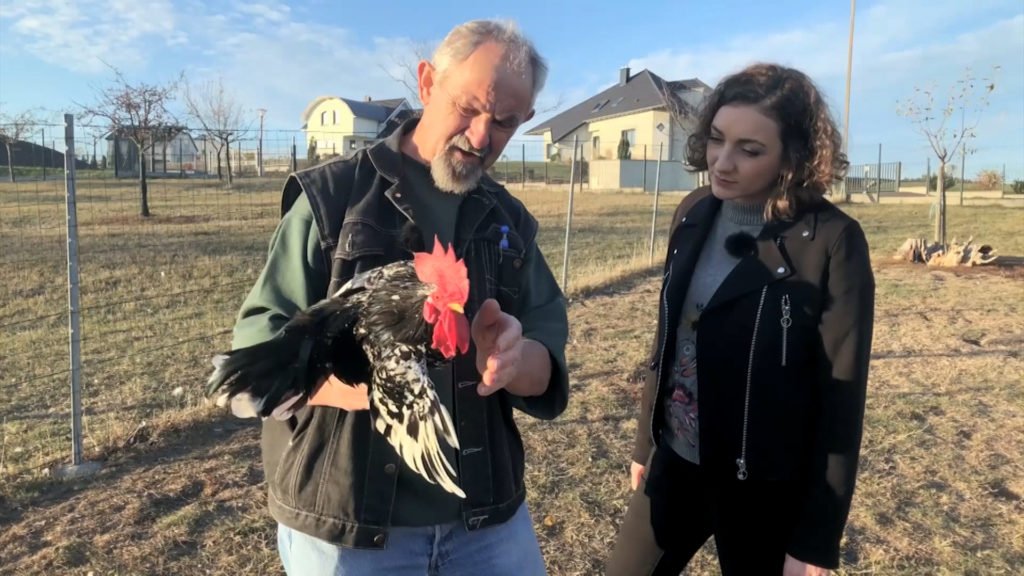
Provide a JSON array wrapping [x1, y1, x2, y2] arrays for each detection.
[[897, 65, 998, 246], [78, 66, 182, 217], [0, 107, 40, 183], [379, 42, 435, 105], [182, 75, 252, 186]]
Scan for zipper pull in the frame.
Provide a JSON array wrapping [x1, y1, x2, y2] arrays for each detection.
[[780, 294, 791, 367], [736, 458, 748, 481]]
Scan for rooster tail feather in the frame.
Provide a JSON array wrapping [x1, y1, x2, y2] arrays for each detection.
[[206, 332, 312, 417], [206, 298, 361, 418]]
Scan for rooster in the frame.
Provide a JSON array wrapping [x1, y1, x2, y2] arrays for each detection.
[[206, 232, 471, 498]]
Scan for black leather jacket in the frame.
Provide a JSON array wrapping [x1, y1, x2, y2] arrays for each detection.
[[633, 187, 875, 568]]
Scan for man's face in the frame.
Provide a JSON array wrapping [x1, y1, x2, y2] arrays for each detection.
[[416, 41, 535, 194]]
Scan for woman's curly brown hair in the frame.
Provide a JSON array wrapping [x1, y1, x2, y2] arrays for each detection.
[[686, 63, 849, 221]]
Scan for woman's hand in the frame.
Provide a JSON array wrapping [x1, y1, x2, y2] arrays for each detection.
[[783, 554, 830, 576], [629, 461, 646, 491]]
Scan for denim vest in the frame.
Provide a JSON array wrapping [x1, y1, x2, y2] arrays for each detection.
[[262, 119, 541, 548]]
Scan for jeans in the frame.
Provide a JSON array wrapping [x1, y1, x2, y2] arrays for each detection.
[[276, 501, 547, 576]]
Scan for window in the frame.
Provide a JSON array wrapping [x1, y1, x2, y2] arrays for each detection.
[[621, 129, 636, 146], [592, 136, 600, 158], [332, 110, 337, 125], [350, 140, 357, 150], [320, 111, 327, 126]]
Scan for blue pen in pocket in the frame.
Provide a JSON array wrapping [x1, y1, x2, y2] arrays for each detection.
[[499, 225, 510, 249], [498, 225, 510, 263]]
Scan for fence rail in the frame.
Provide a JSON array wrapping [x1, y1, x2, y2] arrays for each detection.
[[1, 123, 727, 193], [845, 160, 902, 201]]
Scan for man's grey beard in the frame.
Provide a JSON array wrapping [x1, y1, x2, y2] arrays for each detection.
[[431, 134, 491, 195]]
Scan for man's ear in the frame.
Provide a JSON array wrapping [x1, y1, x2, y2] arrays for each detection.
[[418, 61, 435, 106]]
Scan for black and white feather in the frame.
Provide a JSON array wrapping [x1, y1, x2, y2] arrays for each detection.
[[206, 224, 466, 498]]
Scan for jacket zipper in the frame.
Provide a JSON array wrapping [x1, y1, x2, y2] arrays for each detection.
[[780, 294, 791, 367], [736, 285, 768, 481], [649, 261, 674, 446]]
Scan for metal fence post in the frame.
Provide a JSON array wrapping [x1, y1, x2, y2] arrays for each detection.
[[643, 144, 648, 191], [521, 143, 526, 190], [41, 128, 47, 180], [561, 135, 578, 291], [57, 113, 99, 479], [649, 143, 663, 265], [875, 143, 882, 202], [925, 157, 931, 196]]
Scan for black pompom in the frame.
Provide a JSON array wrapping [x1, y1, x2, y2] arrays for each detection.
[[724, 232, 757, 258]]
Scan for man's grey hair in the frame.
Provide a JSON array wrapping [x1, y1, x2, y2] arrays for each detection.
[[431, 19, 548, 104]]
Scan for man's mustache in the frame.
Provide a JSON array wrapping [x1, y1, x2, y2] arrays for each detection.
[[447, 134, 490, 159]]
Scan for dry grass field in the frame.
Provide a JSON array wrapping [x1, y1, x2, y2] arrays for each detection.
[[1, 176, 1022, 575]]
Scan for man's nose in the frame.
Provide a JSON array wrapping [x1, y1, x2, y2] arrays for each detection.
[[465, 116, 492, 152]]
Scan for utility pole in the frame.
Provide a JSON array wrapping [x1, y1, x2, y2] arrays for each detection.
[[841, 0, 856, 201], [959, 106, 966, 206], [257, 108, 266, 177]]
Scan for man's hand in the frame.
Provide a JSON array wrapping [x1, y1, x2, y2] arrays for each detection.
[[783, 554, 830, 576], [308, 374, 369, 411], [471, 298, 551, 398], [471, 299, 524, 396]]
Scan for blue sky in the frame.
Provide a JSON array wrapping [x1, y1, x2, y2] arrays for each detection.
[[1, 0, 1021, 178]]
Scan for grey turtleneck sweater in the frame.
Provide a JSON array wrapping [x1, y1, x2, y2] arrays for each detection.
[[661, 198, 766, 464]]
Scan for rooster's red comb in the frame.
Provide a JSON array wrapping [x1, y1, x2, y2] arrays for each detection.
[[413, 236, 469, 296]]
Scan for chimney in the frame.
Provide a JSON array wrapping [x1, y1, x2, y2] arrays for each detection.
[[619, 67, 630, 86]]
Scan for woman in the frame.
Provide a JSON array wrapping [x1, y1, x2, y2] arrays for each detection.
[[605, 63, 875, 575]]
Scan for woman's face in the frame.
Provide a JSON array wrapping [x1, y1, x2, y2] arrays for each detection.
[[706, 104, 785, 203]]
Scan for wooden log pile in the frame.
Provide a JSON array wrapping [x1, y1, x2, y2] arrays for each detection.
[[894, 237, 998, 267]]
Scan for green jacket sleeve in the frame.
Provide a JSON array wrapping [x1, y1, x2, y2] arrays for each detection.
[[231, 193, 329, 350], [507, 241, 570, 421]]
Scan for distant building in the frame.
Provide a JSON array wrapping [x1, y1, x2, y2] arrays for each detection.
[[526, 67, 711, 191], [300, 96, 419, 158], [105, 126, 200, 177]]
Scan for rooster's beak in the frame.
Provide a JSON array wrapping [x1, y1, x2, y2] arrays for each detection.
[[448, 303, 465, 314]]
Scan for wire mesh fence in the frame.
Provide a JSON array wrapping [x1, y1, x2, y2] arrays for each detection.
[[1, 118, 283, 477], [1, 117, 688, 478], [845, 161, 903, 200]]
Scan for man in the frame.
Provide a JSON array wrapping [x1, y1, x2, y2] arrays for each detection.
[[229, 19, 569, 576]]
